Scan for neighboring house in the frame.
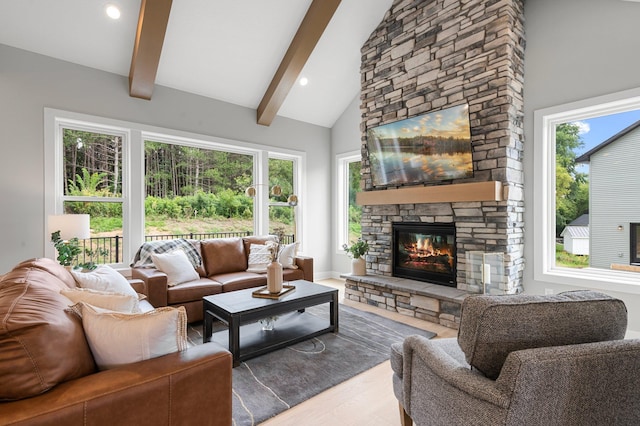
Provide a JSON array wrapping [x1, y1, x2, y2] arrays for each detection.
[[576, 120, 640, 269], [561, 214, 589, 256]]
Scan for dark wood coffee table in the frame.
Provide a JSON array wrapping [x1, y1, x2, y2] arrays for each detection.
[[203, 280, 339, 367]]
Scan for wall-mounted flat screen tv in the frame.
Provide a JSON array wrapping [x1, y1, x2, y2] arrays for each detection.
[[366, 104, 473, 188]]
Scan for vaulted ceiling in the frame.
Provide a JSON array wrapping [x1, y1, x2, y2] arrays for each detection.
[[0, 0, 393, 128]]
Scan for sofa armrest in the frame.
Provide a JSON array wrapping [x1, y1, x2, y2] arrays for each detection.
[[127, 278, 147, 296], [0, 343, 232, 426], [295, 256, 314, 282], [402, 336, 510, 413], [131, 267, 168, 308]]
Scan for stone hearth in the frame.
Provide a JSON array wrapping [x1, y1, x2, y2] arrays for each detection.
[[341, 274, 467, 329]]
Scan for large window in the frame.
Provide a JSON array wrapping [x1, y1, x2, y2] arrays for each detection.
[[268, 156, 298, 242], [45, 109, 304, 268], [143, 140, 255, 238], [336, 152, 362, 251], [534, 87, 640, 292]]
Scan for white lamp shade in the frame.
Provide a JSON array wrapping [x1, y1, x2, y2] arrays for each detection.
[[48, 214, 91, 240]]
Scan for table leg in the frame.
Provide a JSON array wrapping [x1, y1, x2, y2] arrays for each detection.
[[203, 309, 213, 343], [330, 291, 339, 333], [229, 315, 241, 367]]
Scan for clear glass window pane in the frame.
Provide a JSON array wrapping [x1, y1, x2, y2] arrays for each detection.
[[63, 201, 123, 265], [144, 141, 254, 239], [555, 109, 640, 270], [63, 129, 122, 197], [348, 160, 362, 244]]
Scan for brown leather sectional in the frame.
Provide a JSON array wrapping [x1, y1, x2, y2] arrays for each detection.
[[0, 258, 232, 425], [132, 236, 314, 322]]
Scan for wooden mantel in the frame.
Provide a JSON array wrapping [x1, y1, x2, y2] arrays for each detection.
[[356, 181, 503, 206]]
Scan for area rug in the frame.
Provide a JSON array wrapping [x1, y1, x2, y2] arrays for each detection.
[[187, 304, 435, 426]]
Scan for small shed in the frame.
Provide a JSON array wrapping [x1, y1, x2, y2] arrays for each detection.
[[560, 214, 589, 256]]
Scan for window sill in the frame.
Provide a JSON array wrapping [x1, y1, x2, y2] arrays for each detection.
[[537, 266, 640, 295]]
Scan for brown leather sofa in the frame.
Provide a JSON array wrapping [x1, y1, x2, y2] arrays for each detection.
[[0, 258, 232, 426], [132, 236, 314, 322]]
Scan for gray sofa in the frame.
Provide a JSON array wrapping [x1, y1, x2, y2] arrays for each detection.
[[391, 290, 640, 426]]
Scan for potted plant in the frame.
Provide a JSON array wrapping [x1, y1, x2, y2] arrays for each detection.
[[343, 239, 369, 276], [51, 231, 82, 269]]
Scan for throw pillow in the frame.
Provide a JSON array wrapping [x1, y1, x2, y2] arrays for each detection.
[[278, 242, 299, 269], [61, 287, 140, 313], [71, 265, 138, 299], [131, 238, 202, 269], [150, 249, 199, 286], [246, 243, 274, 273], [72, 302, 188, 370]]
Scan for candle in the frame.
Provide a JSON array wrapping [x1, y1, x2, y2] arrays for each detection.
[[483, 263, 491, 284]]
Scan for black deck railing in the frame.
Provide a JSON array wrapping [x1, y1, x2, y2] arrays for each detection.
[[76, 231, 294, 265]]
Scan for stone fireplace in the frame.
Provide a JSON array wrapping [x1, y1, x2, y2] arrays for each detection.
[[343, 0, 526, 329]]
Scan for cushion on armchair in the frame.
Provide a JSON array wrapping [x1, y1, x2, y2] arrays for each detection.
[[457, 290, 627, 379]]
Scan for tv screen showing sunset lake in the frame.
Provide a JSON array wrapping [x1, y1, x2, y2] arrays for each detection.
[[366, 104, 473, 187]]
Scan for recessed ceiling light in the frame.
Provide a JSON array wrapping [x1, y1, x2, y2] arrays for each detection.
[[106, 5, 121, 20], [299, 77, 309, 86]]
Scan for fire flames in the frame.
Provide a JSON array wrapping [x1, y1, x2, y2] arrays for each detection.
[[403, 236, 453, 268]]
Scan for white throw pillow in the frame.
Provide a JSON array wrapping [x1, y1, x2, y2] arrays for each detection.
[[150, 250, 199, 286], [278, 242, 299, 269], [71, 265, 138, 298], [61, 287, 140, 313], [246, 243, 275, 273], [72, 302, 188, 370]]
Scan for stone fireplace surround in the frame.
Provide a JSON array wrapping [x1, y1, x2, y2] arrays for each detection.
[[343, 0, 525, 329]]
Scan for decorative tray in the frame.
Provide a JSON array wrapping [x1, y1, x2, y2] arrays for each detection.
[[251, 284, 296, 299]]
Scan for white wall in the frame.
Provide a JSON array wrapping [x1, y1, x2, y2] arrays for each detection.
[[330, 95, 362, 276], [523, 0, 640, 329], [0, 44, 332, 275]]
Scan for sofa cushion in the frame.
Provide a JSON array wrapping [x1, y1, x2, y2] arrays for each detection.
[[278, 242, 299, 269], [214, 272, 267, 292], [151, 249, 200, 286], [457, 290, 628, 380], [246, 243, 275, 273], [242, 235, 277, 260], [201, 238, 248, 276], [72, 303, 188, 370], [72, 265, 139, 299], [282, 268, 304, 281], [14, 257, 77, 289], [0, 261, 96, 401], [167, 278, 223, 304], [61, 287, 141, 313]]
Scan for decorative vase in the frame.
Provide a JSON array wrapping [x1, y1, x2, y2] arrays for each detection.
[[267, 260, 283, 293], [351, 257, 366, 276]]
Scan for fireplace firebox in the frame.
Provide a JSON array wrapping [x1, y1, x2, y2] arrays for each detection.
[[392, 222, 456, 287]]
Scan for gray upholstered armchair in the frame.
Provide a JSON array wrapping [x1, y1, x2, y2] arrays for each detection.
[[391, 290, 640, 426]]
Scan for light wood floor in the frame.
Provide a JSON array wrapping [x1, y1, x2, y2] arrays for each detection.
[[260, 278, 456, 426]]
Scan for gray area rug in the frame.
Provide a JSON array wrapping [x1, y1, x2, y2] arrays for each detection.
[[187, 303, 435, 426]]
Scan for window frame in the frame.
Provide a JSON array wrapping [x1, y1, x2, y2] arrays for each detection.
[[45, 108, 305, 268], [533, 86, 640, 294], [266, 153, 301, 240], [335, 151, 361, 253]]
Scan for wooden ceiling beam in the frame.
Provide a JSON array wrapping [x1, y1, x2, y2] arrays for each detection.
[[257, 0, 341, 126], [129, 0, 173, 100]]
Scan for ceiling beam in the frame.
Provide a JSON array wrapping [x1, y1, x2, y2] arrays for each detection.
[[257, 0, 341, 126], [129, 0, 173, 100]]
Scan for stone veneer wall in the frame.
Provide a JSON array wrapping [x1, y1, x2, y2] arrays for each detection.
[[359, 0, 525, 293]]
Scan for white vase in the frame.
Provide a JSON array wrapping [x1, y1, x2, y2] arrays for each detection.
[[267, 260, 283, 293], [351, 257, 366, 276]]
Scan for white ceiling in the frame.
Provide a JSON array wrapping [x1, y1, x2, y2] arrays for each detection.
[[0, 0, 393, 128]]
